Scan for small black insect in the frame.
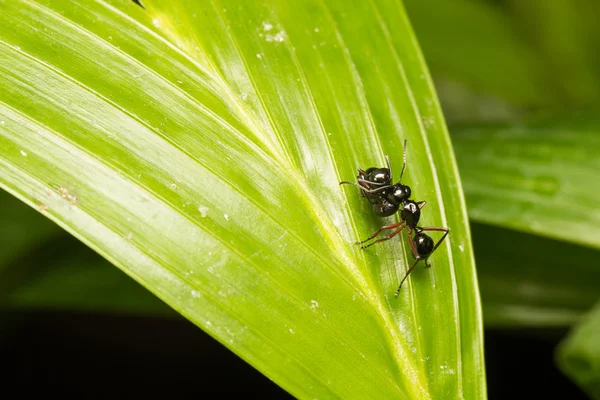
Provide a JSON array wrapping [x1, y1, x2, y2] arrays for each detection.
[[339, 140, 412, 217], [340, 140, 450, 296], [357, 199, 449, 296]]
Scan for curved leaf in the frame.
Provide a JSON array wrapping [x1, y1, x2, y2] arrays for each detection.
[[454, 118, 600, 250], [557, 300, 600, 399], [0, 187, 61, 267], [0, 0, 484, 398], [473, 223, 600, 328], [454, 118, 600, 328]]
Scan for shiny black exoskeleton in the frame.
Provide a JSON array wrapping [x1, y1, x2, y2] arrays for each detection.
[[357, 199, 450, 296], [340, 141, 411, 217], [340, 140, 450, 297]]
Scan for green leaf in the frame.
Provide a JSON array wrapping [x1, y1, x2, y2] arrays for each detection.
[[3, 228, 173, 316], [0, 0, 484, 398], [453, 117, 600, 250], [453, 118, 600, 328], [505, 0, 600, 104], [557, 300, 600, 399], [0, 187, 171, 315], [472, 223, 600, 328], [403, 0, 554, 109], [0, 185, 62, 267]]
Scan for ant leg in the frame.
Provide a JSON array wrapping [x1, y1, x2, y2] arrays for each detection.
[[394, 258, 421, 297], [419, 226, 450, 255], [406, 227, 419, 257], [399, 139, 407, 183], [357, 179, 391, 191], [340, 180, 361, 187], [356, 221, 406, 245], [340, 181, 391, 195], [360, 223, 407, 249], [395, 227, 421, 296]]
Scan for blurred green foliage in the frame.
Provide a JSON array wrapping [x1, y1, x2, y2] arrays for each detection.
[[1, 0, 600, 397], [404, 0, 600, 397]]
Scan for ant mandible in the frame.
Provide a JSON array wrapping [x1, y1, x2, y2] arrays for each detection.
[[340, 140, 450, 296]]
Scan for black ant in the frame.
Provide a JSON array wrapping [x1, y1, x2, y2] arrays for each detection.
[[357, 200, 449, 296], [340, 141, 450, 296], [339, 140, 412, 217]]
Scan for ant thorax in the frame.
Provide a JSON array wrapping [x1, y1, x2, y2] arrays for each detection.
[[400, 200, 421, 227]]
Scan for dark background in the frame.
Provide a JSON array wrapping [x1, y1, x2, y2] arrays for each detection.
[[1, 309, 588, 399]]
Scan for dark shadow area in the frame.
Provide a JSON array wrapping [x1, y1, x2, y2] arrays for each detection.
[[0, 309, 590, 399], [485, 329, 588, 399], [0, 310, 292, 398]]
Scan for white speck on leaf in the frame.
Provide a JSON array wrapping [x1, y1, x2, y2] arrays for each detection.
[[152, 18, 160, 28], [262, 21, 273, 31], [198, 205, 209, 217], [314, 27, 320, 32], [422, 115, 435, 128], [289, 328, 295, 334], [266, 30, 286, 43], [459, 244, 464, 252], [310, 300, 319, 311], [256, 53, 263, 59], [171, 183, 177, 190], [191, 290, 200, 299], [20, 150, 27, 157], [223, 213, 229, 221]]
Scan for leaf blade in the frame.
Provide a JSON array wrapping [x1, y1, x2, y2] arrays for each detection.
[[0, 0, 485, 398]]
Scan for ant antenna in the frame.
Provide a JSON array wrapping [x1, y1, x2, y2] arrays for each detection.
[[385, 154, 392, 180], [399, 140, 407, 183]]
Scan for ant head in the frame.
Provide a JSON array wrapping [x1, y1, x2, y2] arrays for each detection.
[[388, 184, 411, 205], [413, 231, 434, 258], [400, 200, 421, 227]]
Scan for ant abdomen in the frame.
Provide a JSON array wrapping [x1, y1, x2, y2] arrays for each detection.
[[413, 232, 434, 259], [364, 168, 391, 185]]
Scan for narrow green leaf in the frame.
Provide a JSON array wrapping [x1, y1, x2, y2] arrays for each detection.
[[557, 301, 600, 399], [0, 187, 170, 314], [0, 0, 484, 398], [453, 117, 600, 250], [3, 230, 173, 316], [472, 223, 600, 328]]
